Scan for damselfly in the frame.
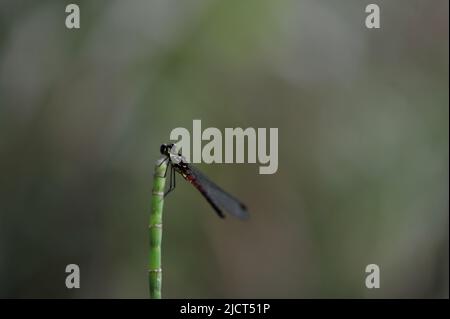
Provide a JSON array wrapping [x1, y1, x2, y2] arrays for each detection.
[[159, 143, 249, 219]]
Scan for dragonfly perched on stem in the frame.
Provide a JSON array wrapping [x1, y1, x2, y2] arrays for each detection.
[[158, 143, 249, 219]]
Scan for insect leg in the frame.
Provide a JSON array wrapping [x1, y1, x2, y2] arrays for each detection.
[[164, 165, 175, 197], [163, 160, 170, 178], [172, 166, 176, 191], [158, 156, 169, 167]]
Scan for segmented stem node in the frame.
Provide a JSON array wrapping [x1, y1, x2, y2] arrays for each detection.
[[149, 157, 167, 299]]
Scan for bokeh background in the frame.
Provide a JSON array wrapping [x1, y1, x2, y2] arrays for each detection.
[[0, 0, 448, 298]]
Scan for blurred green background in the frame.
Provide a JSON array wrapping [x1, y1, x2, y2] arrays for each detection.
[[0, 0, 448, 298]]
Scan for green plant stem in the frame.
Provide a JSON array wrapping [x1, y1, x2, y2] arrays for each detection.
[[149, 158, 167, 299]]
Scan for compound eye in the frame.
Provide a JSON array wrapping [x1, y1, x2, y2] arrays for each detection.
[[160, 144, 167, 155]]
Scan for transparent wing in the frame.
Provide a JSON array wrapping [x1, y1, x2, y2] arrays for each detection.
[[187, 164, 249, 220]]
